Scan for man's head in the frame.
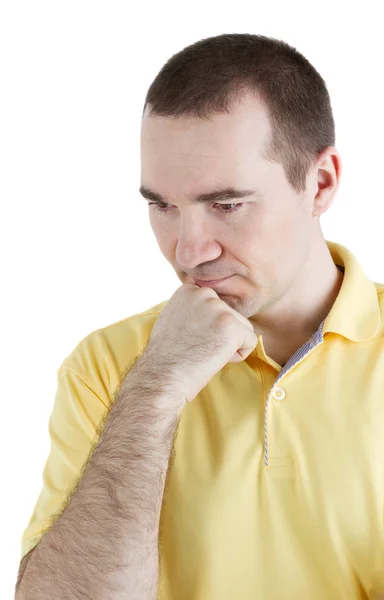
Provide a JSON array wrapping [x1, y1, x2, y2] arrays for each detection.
[[140, 34, 341, 320]]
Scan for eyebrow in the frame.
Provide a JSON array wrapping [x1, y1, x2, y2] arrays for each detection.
[[139, 185, 264, 204]]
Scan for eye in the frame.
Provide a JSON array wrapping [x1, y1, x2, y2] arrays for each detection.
[[148, 202, 244, 215], [216, 202, 243, 213]]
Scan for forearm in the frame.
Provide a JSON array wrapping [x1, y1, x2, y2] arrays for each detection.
[[17, 356, 182, 600]]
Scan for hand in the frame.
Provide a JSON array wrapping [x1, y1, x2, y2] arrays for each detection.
[[144, 283, 258, 405]]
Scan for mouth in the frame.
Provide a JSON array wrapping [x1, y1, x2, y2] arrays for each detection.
[[192, 276, 232, 287]]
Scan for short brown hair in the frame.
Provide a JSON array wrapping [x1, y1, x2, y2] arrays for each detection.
[[142, 33, 336, 194]]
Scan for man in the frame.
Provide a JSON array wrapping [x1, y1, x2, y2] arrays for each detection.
[[16, 33, 384, 599]]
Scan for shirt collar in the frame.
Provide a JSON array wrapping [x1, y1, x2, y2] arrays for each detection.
[[323, 240, 381, 342]]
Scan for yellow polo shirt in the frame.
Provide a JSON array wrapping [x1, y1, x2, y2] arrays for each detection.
[[19, 240, 384, 599]]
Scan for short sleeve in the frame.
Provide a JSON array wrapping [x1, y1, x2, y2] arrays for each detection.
[[19, 367, 110, 561]]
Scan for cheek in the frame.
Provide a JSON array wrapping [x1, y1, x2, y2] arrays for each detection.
[[240, 210, 299, 267], [271, 205, 306, 241], [150, 219, 175, 258]]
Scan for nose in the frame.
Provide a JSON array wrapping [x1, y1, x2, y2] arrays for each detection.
[[175, 213, 223, 272]]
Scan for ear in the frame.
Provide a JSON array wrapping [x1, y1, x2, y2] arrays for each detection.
[[312, 146, 342, 218]]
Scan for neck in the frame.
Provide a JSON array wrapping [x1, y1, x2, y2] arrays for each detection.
[[250, 233, 344, 365]]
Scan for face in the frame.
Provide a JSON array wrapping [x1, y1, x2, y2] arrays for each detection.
[[140, 92, 333, 320]]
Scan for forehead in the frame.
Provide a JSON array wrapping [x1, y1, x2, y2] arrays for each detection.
[[140, 95, 271, 190]]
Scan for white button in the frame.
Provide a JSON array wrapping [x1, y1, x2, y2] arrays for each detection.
[[273, 387, 286, 401]]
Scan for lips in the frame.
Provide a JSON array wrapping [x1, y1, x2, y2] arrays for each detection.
[[193, 275, 230, 282], [193, 276, 232, 286]]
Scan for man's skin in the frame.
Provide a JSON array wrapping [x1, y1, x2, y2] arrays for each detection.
[[140, 91, 344, 367], [139, 90, 384, 596]]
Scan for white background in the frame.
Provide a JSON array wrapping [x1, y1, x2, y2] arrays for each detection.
[[1, 1, 383, 596]]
